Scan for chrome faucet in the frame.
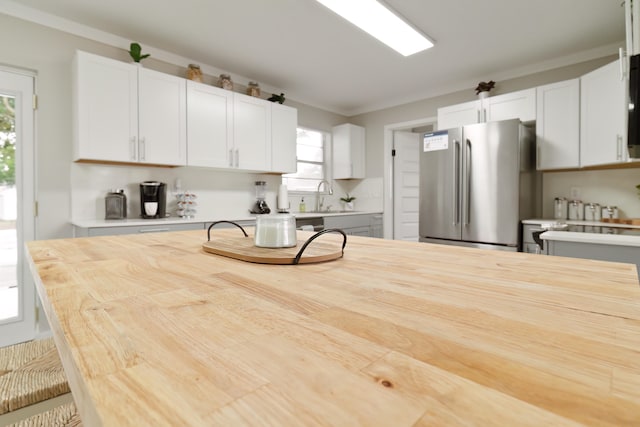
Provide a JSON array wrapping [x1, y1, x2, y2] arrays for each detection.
[[316, 179, 333, 212]]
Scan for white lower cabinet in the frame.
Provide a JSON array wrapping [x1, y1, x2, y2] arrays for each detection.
[[546, 240, 640, 272], [324, 213, 383, 238], [535, 79, 580, 170], [580, 60, 627, 167], [74, 222, 204, 237]]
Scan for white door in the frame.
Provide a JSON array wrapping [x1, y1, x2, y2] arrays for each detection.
[[393, 131, 420, 241], [0, 68, 36, 347]]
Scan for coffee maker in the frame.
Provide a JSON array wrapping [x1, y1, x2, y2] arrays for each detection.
[[140, 181, 167, 219]]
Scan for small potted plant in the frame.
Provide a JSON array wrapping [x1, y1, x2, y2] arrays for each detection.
[[128, 42, 150, 64], [340, 193, 356, 211], [475, 80, 495, 99]]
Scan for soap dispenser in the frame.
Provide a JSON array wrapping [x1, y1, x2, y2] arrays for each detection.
[[299, 197, 306, 213]]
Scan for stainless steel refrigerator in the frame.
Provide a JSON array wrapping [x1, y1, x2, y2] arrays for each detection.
[[419, 119, 539, 251]]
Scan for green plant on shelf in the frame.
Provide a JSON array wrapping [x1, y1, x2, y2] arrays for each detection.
[[128, 42, 150, 63], [340, 194, 356, 203]]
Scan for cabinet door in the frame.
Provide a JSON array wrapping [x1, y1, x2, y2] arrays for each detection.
[[485, 88, 536, 123], [536, 79, 580, 169], [186, 81, 233, 168], [333, 124, 365, 179], [138, 68, 187, 166], [233, 93, 271, 170], [271, 103, 297, 173], [580, 60, 626, 167], [437, 100, 480, 130], [74, 51, 138, 162]]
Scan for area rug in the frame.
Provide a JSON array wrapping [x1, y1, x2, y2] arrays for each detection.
[[0, 338, 70, 414]]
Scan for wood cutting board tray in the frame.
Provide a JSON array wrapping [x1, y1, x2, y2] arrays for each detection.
[[601, 218, 640, 225], [202, 222, 346, 265]]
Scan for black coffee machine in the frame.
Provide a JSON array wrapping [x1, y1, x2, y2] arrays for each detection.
[[140, 181, 167, 219]]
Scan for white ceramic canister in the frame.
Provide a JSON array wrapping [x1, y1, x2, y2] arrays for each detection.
[[568, 200, 583, 221], [254, 214, 297, 248]]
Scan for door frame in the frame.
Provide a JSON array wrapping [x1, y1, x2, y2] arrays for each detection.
[[0, 65, 37, 347], [383, 116, 436, 239]]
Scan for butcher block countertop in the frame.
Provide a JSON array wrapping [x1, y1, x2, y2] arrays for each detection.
[[26, 229, 640, 426]]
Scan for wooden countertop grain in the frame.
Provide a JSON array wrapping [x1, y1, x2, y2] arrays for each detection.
[[25, 229, 640, 426]]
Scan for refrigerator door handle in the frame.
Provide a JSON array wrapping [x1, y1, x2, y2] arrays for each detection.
[[464, 139, 471, 226], [453, 139, 460, 225]]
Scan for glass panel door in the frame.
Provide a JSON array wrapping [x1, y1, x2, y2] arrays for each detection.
[[0, 68, 36, 347]]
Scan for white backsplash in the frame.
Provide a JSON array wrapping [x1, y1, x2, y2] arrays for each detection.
[[543, 168, 640, 218], [70, 164, 385, 221], [70, 163, 282, 221]]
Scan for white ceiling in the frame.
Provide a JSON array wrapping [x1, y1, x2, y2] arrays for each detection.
[[5, 0, 626, 116]]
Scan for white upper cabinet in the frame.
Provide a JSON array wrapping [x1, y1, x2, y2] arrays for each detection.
[[186, 81, 233, 168], [74, 51, 138, 163], [437, 89, 535, 130], [485, 88, 536, 123], [437, 100, 481, 130], [138, 68, 187, 165], [535, 79, 580, 170], [333, 123, 365, 179], [271, 103, 298, 174], [233, 93, 271, 171], [580, 60, 627, 167], [74, 51, 298, 172], [73, 51, 186, 166]]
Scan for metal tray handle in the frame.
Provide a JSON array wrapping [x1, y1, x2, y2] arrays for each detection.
[[293, 228, 347, 265], [207, 221, 248, 241]]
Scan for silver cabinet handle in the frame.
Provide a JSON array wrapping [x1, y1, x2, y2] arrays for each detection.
[[536, 144, 541, 169], [235, 149, 239, 168], [228, 149, 234, 167], [477, 110, 480, 123], [130, 136, 137, 161], [139, 137, 146, 161], [616, 134, 623, 161], [139, 228, 170, 233], [452, 139, 460, 225], [619, 47, 627, 81], [464, 139, 471, 226]]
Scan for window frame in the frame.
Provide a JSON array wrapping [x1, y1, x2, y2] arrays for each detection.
[[283, 126, 332, 195]]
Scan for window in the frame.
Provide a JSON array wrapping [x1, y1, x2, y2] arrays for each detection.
[[282, 127, 327, 192]]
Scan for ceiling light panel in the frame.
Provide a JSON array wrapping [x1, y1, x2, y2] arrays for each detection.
[[315, 0, 433, 56]]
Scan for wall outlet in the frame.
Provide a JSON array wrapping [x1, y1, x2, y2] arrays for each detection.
[[570, 186, 581, 199]]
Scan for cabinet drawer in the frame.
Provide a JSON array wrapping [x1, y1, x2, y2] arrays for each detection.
[[83, 222, 204, 236]]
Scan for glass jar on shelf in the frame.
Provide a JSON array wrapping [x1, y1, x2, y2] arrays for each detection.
[[218, 74, 233, 90], [186, 64, 203, 83], [246, 81, 261, 97]]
